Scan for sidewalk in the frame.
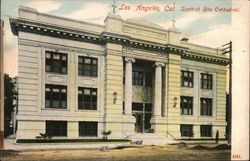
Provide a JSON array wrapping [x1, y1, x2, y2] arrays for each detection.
[[4, 139, 131, 151]]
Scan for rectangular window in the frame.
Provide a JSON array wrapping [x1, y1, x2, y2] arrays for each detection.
[[79, 122, 98, 137], [201, 73, 213, 89], [181, 70, 194, 87], [180, 96, 193, 115], [180, 124, 193, 137], [78, 87, 97, 110], [132, 71, 144, 86], [78, 56, 98, 77], [200, 98, 213, 116], [46, 121, 67, 137], [145, 72, 152, 87], [46, 51, 67, 74], [200, 125, 212, 137], [45, 85, 67, 109]]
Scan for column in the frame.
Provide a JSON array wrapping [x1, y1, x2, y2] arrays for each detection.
[[154, 62, 165, 117], [124, 57, 135, 115]]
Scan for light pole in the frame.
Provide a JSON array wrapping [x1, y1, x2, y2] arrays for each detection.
[[222, 41, 232, 144]]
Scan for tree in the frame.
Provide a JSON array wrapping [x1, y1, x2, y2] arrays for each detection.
[[4, 74, 17, 137]]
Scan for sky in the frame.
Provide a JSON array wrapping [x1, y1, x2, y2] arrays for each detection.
[[0, 0, 246, 77]]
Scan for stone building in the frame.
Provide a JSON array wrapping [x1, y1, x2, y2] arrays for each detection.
[[10, 6, 229, 142]]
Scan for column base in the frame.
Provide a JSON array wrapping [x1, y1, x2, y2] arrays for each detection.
[[121, 115, 136, 139], [150, 116, 168, 137]]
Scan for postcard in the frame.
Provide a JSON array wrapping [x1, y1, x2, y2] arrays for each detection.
[[0, 0, 249, 160]]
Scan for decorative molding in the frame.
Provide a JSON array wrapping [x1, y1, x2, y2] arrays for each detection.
[[46, 74, 67, 84], [10, 18, 230, 66], [125, 57, 135, 63], [123, 26, 166, 40], [154, 62, 165, 67], [78, 77, 98, 87]]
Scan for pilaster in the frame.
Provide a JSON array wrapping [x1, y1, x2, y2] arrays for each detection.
[[166, 53, 181, 138]]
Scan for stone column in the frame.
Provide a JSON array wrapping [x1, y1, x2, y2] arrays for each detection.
[[124, 57, 135, 115], [154, 62, 165, 117]]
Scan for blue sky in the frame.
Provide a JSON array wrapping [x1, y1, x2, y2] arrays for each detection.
[[1, 0, 236, 76]]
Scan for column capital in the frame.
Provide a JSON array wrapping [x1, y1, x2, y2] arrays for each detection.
[[125, 57, 135, 63], [154, 62, 165, 67]]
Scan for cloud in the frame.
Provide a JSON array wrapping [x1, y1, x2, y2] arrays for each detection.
[[159, 12, 216, 29], [24, 0, 63, 13], [63, 2, 166, 24], [188, 23, 232, 47], [63, 2, 110, 24]]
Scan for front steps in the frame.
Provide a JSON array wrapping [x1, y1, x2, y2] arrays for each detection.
[[129, 133, 178, 145]]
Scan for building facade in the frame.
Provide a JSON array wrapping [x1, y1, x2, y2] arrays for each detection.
[[10, 6, 229, 141]]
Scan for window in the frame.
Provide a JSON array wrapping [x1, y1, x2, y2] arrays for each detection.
[[78, 56, 98, 77], [45, 85, 67, 109], [201, 73, 213, 89], [145, 72, 152, 87], [79, 122, 98, 137], [46, 121, 67, 137], [78, 87, 97, 110], [180, 96, 193, 115], [180, 124, 193, 137], [46, 51, 67, 74], [200, 98, 213, 116], [181, 70, 194, 87], [200, 125, 212, 137], [133, 71, 144, 86]]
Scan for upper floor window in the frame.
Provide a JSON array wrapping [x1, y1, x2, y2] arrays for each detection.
[[133, 71, 143, 86], [132, 71, 152, 86], [78, 56, 98, 77], [78, 87, 97, 110], [181, 70, 194, 87], [45, 84, 67, 109], [46, 51, 67, 74], [180, 96, 193, 115], [201, 73, 213, 89], [200, 98, 213, 116], [200, 125, 212, 137]]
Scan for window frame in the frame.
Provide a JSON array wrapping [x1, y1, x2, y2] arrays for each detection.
[[45, 84, 67, 109], [78, 87, 97, 110], [78, 56, 98, 77], [132, 71, 144, 86], [45, 51, 68, 74], [181, 70, 194, 88], [201, 73, 213, 89], [79, 121, 98, 137], [200, 125, 213, 137], [200, 98, 213, 116], [180, 96, 193, 115]]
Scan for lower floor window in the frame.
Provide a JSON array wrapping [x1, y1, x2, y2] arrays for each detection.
[[200, 125, 212, 137], [79, 122, 98, 137], [180, 124, 193, 137], [46, 121, 67, 137]]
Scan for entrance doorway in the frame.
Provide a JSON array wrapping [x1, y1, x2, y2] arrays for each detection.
[[132, 103, 152, 133]]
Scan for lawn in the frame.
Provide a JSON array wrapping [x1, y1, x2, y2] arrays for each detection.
[[1, 144, 231, 161]]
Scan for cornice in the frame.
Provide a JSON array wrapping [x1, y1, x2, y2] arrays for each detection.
[[10, 18, 230, 66]]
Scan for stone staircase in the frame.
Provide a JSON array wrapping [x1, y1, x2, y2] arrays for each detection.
[[128, 133, 179, 145]]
